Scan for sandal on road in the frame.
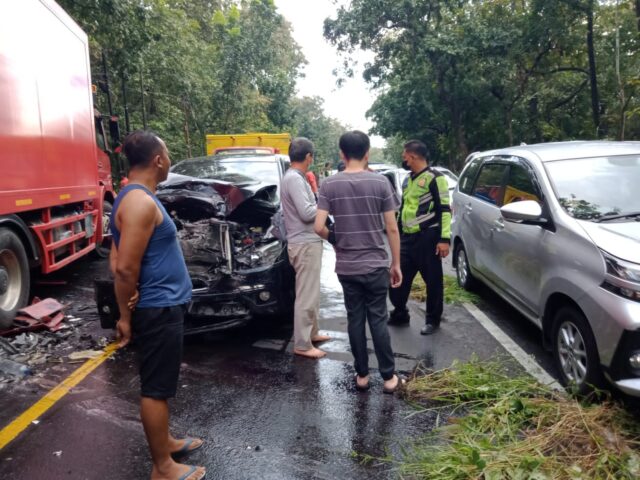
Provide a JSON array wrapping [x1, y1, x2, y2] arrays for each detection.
[[354, 374, 370, 392], [178, 465, 206, 480], [382, 375, 406, 394], [171, 437, 204, 457]]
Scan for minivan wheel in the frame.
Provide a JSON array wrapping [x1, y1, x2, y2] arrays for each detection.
[[455, 243, 475, 290], [552, 306, 603, 396]]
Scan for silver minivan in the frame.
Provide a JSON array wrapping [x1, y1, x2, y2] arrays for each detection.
[[451, 141, 640, 396]]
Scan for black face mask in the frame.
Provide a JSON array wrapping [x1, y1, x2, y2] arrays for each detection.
[[401, 160, 410, 171]]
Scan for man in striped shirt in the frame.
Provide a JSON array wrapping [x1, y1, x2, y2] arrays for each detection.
[[314, 131, 404, 393]]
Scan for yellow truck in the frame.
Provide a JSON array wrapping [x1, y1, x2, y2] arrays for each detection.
[[206, 133, 291, 156]]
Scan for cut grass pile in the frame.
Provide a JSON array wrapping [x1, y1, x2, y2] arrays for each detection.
[[399, 357, 640, 479], [410, 274, 479, 305]]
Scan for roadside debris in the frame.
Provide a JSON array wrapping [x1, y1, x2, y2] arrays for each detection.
[[68, 350, 103, 362], [0, 358, 32, 378], [0, 297, 68, 337], [0, 294, 110, 383]]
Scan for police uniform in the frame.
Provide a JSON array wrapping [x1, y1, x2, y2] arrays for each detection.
[[389, 167, 451, 330]]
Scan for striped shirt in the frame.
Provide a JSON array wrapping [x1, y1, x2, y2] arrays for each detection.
[[318, 171, 399, 275]]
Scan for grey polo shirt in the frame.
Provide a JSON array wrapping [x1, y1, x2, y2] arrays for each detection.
[[280, 168, 322, 245]]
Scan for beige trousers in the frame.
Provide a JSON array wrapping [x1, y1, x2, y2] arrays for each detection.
[[287, 241, 323, 350]]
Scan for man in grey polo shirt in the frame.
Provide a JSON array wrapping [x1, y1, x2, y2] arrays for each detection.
[[281, 137, 330, 359]]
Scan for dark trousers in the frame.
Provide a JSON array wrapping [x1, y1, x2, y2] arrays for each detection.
[[338, 267, 395, 381], [389, 228, 444, 325]]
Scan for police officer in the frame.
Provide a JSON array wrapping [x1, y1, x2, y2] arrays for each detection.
[[388, 140, 451, 335]]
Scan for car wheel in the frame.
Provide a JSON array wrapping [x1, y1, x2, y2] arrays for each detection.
[[94, 200, 113, 259], [0, 228, 30, 329], [552, 306, 604, 396], [455, 243, 475, 290]]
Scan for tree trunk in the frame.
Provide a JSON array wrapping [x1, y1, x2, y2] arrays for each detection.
[[450, 107, 468, 172], [529, 97, 542, 143], [586, 5, 601, 136], [506, 109, 514, 146]]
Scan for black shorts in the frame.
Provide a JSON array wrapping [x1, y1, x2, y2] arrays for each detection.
[[132, 305, 186, 399]]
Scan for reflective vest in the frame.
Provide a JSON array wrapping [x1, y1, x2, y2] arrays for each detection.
[[400, 167, 451, 241]]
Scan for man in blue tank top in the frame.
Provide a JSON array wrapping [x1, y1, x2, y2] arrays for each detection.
[[110, 130, 205, 480]]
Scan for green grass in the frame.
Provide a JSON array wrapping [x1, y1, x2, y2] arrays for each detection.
[[394, 357, 640, 479], [410, 274, 479, 305]]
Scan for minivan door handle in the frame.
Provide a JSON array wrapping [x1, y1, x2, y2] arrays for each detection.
[[491, 218, 504, 231], [464, 204, 473, 213]]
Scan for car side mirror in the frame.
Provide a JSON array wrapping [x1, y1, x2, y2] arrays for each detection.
[[501, 200, 546, 224]]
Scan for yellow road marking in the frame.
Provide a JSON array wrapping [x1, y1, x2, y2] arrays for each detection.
[[0, 342, 119, 451]]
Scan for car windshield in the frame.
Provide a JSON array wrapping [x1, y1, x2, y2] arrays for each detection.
[[545, 155, 640, 221], [172, 156, 280, 185]]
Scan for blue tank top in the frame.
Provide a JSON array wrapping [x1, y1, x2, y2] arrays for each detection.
[[111, 184, 192, 308]]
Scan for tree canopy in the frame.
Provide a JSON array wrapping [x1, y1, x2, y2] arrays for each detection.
[[325, 0, 640, 171], [57, 0, 348, 167]]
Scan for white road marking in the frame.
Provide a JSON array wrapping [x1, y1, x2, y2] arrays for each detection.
[[463, 302, 563, 391]]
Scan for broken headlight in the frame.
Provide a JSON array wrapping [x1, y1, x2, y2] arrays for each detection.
[[236, 240, 284, 269]]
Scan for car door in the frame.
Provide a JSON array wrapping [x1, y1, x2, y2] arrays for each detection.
[[460, 159, 510, 283], [491, 158, 546, 314]]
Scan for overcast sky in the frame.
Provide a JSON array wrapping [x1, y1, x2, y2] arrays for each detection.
[[273, 0, 385, 147]]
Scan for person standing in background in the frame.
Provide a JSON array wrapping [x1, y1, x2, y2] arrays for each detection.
[[315, 130, 403, 393], [388, 140, 451, 335], [281, 137, 330, 359]]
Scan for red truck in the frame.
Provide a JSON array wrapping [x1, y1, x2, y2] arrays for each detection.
[[0, 0, 117, 327]]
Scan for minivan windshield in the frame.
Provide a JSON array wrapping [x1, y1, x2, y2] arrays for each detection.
[[545, 155, 640, 221], [172, 156, 280, 186]]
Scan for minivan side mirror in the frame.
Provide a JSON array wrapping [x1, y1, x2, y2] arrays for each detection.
[[501, 200, 546, 224]]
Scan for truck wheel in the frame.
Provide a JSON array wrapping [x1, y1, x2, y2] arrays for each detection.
[[0, 229, 30, 329], [552, 306, 604, 397], [94, 200, 113, 258]]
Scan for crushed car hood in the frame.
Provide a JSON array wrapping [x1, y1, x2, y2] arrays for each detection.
[[157, 173, 278, 222]]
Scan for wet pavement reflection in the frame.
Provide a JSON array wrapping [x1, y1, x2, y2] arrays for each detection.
[[0, 243, 512, 479]]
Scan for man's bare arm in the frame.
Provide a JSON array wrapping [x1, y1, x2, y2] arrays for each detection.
[[314, 209, 330, 240], [113, 193, 158, 346], [384, 210, 402, 288]]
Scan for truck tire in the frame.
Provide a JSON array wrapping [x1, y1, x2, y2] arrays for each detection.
[[0, 229, 30, 329], [94, 200, 113, 258]]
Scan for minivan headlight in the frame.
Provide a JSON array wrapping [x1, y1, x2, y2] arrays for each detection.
[[601, 250, 640, 302]]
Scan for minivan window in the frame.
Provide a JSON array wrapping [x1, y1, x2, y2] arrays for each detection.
[[504, 163, 541, 205], [459, 157, 482, 194], [545, 155, 640, 220], [471, 163, 509, 206]]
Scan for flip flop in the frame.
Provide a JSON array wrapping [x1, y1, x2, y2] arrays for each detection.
[[178, 465, 206, 480], [354, 374, 370, 392], [172, 437, 204, 457], [382, 375, 406, 394]]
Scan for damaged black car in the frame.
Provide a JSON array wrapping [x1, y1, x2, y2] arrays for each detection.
[[96, 153, 295, 334]]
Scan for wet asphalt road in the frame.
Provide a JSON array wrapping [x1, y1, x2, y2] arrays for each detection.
[[0, 243, 561, 479]]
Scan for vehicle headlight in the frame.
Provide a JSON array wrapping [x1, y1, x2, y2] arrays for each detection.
[[601, 250, 640, 302], [255, 241, 284, 266], [629, 352, 640, 370]]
